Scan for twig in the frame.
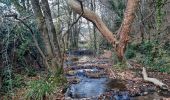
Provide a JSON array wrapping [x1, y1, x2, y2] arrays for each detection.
[[139, 10, 154, 24]]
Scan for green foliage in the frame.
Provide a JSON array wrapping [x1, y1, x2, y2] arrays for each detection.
[[129, 40, 170, 73], [109, 0, 125, 28], [138, 41, 155, 66], [136, 41, 155, 65], [25, 67, 37, 77], [2, 66, 13, 95], [12, 74, 25, 88], [138, 41, 154, 55], [125, 44, 137, 59], [113, 62, 127, 71], [109, 0, 125, 18], [125, 50, 135, 59], [2, 73, 25, 95], [26, 79, 54, 100], [154, 59, 170, 72], [139, 41, 168, 68], [156, 0, 165, 30], [26, 75, 67, 100], [48, 75, 67, 86], [164, 41, 170, 55], [17, 38, 31, 60]]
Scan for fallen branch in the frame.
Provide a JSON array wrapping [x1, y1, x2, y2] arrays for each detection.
[[142, 67, 168, 90]]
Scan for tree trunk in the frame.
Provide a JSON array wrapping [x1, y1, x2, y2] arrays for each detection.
[[31, 0, 63, 74], [116, 0, 140, 61], [30, 0, 53, 58], [41, 0, 60, 55], [67, 0, 139, 62], [90, 0, 97, 53], [41, 0, 63, 69]]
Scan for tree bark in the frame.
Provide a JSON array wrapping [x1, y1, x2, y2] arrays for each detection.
[[31, 0, 63, 73], [116, 0, 140, 61], [72, 12, 79, 49], [90, 0, 97, 53], [41, 0, 63, 69], [67, 0, 117, 46], [67, 0, 139, 62], [30, 0, 53, 58], [41, 0, 61, 56]]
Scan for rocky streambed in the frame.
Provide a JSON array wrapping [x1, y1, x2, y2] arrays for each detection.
[[63, 50, 170, 100]]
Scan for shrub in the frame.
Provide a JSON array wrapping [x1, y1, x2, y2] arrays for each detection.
[[13, 74, 25, 88], [125, 48, 136, 59], [26, 79, 54, 100], [125, 43, 138, 59], [26, 75, 67, 100], [25, 67, 37, 77], [138, 41, 154, 55]]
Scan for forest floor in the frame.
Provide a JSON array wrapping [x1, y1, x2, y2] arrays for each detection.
[[61, 50, 170, 100], [4, 50, 170, 100]]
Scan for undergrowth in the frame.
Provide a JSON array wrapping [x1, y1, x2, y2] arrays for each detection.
[[25, 74, 67, 100], [113, 62, 128, 71], [125, 40, 170, 73]]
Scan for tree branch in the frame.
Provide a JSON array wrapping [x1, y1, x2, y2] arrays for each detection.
[[67, 0, 117, 46], [4, 14, 50, 69], [62, 0, 84, 38]]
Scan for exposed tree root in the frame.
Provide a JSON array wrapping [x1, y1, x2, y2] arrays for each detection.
[[142, 67, 169, 90]]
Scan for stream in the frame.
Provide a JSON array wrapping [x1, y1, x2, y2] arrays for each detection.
[[63, 50, 170, 100], [64, 50, 130, 100]]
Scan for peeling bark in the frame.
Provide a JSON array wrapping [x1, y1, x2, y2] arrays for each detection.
[[116, 0, 140, 61]]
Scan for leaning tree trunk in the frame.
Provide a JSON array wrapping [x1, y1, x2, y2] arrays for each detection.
[[67, 0, 117, 46], [67, 0, 139, 62]]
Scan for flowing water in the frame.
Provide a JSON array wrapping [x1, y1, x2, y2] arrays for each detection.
[[64, 50, 129, 99], [64, 50, 170, 100]]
